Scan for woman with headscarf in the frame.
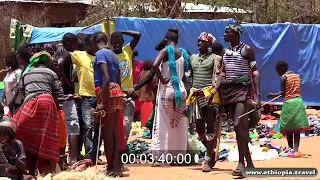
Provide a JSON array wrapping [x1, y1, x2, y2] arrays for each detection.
[[12, 51, 61, 176], [151, 28, 189, 165]]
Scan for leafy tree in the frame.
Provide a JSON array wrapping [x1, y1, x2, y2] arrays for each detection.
[[78, 0, 319, 26]]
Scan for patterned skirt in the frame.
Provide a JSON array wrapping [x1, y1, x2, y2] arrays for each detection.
[[95, 82, 124, 113], [12, 94, 60, 168], [221, 74, 252, 105]]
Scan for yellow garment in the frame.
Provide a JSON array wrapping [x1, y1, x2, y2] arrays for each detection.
[[186, 86, 220, 105], [101, 19, 115, 48], [117, 44, 134, 89], [71, 51, 96, 97]]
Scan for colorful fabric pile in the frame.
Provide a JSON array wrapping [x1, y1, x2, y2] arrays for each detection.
[[260, 114, 278, 120], [307, 115, 320, 135]]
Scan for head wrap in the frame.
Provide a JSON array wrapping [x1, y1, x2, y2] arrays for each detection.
[[26, 51, 52, 72], [225, 24, 243, 35], [44, 43, 53, 50], [198, 32, 216, 43], [0, 121, 16, 133]]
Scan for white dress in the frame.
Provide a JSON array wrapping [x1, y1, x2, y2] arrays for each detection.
[[151, 56, 188, 160]]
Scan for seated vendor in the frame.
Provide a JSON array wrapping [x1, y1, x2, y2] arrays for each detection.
[[0, 121, 26, 180]]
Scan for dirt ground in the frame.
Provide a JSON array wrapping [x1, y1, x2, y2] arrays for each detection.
[[106, 135, 320, 180]]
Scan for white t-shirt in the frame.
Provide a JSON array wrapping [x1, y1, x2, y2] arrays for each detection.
[[3, 69, 22, 104]]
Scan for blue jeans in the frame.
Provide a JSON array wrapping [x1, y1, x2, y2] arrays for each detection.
[[123, 98, 135, 144], [84, 123, 102, 163], [81, 96, 94, 154], [75, 99, 83, 155]]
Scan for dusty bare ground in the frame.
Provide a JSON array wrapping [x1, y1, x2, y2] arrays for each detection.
[[107, 136, 320, 180]]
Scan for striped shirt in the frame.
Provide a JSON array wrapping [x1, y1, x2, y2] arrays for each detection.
[[283, 72, 301, 101], [20, 65, 61, 103], [223, 43, 250, 80], [190, 53, 222, 108]]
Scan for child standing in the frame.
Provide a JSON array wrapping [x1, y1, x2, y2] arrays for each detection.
[[136, 60, 158, 127], [267, 60, 309, 157]]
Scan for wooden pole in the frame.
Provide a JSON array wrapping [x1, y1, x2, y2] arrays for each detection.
[[238, 95, 281, 119], [94, 110, 105, 171], [81, 17, 115, 31]]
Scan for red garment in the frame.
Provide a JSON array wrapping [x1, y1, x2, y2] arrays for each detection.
[[58, 108, 67, 148], [95, 83, 123, 113], [133, 60, 143, 84], [133, 60, 143, 112], [12, 94, 59, 173], [140, 101, 153, 127]]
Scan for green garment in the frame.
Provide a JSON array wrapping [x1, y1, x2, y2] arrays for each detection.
[[278, 96, 309, 134], [144, 103, 155, 130], [26, 51, 51, 72]]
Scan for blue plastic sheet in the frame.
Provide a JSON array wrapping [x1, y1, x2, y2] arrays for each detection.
[[115, 17, 320, 105], [30, 24, 102, 44], [241, 23, 320, 105], [114, 17, 234, 61]]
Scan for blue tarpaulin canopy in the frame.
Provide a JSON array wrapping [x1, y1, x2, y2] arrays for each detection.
[[29, 17, 320, 105], [30, 24, 102, 44]]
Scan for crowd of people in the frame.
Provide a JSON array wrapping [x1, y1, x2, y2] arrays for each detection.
[[0, 22, 309, 179]]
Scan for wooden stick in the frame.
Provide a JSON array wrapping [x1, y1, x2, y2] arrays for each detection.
[[0, 69, 6, 74], [215, 113, 227, 161], [95, 110, 105, 170], [81, 17, 114, 31], [238, 95, 282, 119]]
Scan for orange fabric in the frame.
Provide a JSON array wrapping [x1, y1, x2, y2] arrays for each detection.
[[284, 72, 301, 101], [58, 108, 67, 148], [140, 101, 154, 127], [136, 71, 158, 102]]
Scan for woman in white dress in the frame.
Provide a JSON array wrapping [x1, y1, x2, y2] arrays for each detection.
[[151, 28, 190, 165], [2, 52, 22, 116]]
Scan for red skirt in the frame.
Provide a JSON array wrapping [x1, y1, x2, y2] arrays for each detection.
[[95, 83, 123, 113], [12, 94, 60, 171], [141, 101, 153, 127]]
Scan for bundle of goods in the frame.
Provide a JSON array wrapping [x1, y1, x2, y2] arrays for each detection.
[[227, 142, 279, 162], [308, 115, 320, 135], [39, 168, 113, 180]]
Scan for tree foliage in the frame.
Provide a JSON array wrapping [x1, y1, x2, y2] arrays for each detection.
[[0, 2, 48, 76], [78, 0, 319, 26]]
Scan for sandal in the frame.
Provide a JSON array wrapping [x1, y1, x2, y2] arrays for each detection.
[[106, 171, 115, 177], [202, 161, 211, 172], [97, 159, 106, 165], [232, 169, 243, 177], [151, 162, 161, 167], [114, 172, 124, 178]]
